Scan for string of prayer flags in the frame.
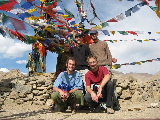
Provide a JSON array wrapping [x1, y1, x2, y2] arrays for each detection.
[[104, 39, 158, 43], [101, 0, 149, 28], [112, 58, 160, 69]]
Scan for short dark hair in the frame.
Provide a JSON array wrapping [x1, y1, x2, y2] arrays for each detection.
[[66, 57, 76, 65], [87, 55, 97, 62]]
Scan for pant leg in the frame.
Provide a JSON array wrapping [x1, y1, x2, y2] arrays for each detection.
[[67, 90, 84, 106], [101, 80, 114, 107], [51, 91, 68, 109], [84, 92, 99, 108]]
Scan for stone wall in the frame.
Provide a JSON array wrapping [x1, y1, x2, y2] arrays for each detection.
[[0, 69, 159, 109]]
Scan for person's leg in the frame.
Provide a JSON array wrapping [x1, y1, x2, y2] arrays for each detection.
[[67, 90, 84, 113], [101, 80, 115, 114], [51, 91, 68, 111], [84, 92, 99, 109]]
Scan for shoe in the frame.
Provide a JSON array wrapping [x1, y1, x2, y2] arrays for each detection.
[[49, 104, 55, 111], [106, 107, 115, 114], [60, 106, 68, 112], [89, 104, 101, 113], [70, 103, 77, 114]]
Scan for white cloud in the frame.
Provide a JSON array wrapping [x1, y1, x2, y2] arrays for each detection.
[[0, 68, 9, 73], [16, 60, 28, 64], [0, 35, 32, 58]]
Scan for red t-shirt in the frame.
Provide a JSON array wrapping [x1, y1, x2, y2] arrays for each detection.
[[85, 66, 110, 86]]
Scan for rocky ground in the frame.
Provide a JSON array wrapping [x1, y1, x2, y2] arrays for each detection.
[[0, 101, 160, 119], [0, 69, 160, 119]]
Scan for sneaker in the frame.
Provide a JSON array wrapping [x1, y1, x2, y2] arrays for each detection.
[[49, 104, 55, 111], [106, 107, 115, 114]]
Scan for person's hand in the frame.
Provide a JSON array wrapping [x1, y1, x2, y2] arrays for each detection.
[[59, 91, 69, 102], [112, 58, 117, 63], [97, 87, 103, 99], [91, 92, 99, 103]]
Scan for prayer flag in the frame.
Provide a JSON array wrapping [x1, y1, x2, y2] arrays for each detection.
[[10, 17, 26, 32], [21, 2, 33, 9]]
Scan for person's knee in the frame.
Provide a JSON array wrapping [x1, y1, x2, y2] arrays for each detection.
[[107, 80, 114, 87], [51, 91, 59, 100], [84, 93, 92, 102]]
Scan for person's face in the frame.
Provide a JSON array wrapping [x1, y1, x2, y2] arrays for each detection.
[[75, 36, 83, 44], [88, 57, 98, 71], [64, 43, 70, 52], [66, 60, 76, 72], [90, 33, 98, 41]]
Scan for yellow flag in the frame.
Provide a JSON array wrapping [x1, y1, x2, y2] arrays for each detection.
[[110, 31, 115, 35], [134, 62, 141, 65], [40, 0, 47, 3], [29, 36, 45, 40], [156, 32, 160, 34], [113, 40, 118, 42], [44, 26, 54, 34], [60, 15, 68, 18], [155, 0, 160, 12], [112, 65, 117, 69], [155, 11, 160, 18], [144, 39, 149, 41], [91, 25, 102, 30], [26, 16, 39, 20], [73, 24, 79, 27], [27, 7, 37, 13]]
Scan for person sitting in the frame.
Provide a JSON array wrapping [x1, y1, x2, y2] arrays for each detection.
[[84, 55, 115, 114], [51, 57, 84, 113]]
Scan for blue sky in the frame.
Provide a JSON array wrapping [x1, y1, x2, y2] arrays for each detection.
[[0, 0, 160, 75]]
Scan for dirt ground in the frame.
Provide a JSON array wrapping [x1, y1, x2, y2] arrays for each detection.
[[0, 101, 160, 120]]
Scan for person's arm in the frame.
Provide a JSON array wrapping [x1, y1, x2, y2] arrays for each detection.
[[97, 74, 110, 98], [68, 88, 78, 93], [86, 44, 91, 56], [86, 86, 99, 103], [105, 42, 112, 66]]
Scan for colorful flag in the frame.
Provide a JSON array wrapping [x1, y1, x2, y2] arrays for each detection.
[[0, 0, 17, 11], [10, 17, 26, 32]]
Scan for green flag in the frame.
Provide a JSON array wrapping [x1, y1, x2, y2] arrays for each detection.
[[64, 8, 75, 18]]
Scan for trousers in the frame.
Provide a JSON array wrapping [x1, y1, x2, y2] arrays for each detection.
[[84, 80, 114, 108]]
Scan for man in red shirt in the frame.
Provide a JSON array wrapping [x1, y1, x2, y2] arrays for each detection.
[[84, 55, 115, 114]]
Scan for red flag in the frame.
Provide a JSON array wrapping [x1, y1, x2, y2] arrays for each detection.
[[126, 31, 138, 35], [10, 17, 26, 32], [107, 18, 118, 22], [9, 29, 25, 41], [0, 0, 17, 11]]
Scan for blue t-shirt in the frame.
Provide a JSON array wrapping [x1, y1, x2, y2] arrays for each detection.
[[53, 71, 83, 90]]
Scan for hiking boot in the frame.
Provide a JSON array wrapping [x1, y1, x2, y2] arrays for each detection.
[[106, 107, 115, 114]]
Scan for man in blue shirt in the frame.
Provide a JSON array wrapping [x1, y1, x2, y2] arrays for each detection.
[[51, 57, 84, 113]]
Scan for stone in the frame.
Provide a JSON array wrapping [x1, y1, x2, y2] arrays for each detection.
[[116, 87, 122, 95], [9, 91, 19, 100], [32, 90, 39, 95], [19, 92, 27, 98]]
